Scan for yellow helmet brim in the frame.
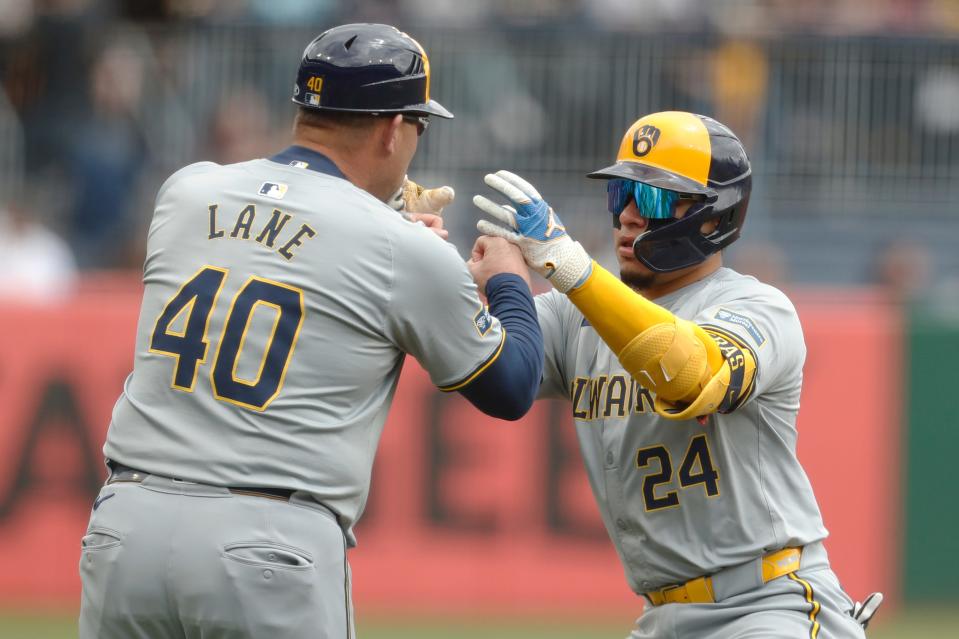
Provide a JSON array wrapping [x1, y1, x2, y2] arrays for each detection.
[[587, 161, 712, 196]]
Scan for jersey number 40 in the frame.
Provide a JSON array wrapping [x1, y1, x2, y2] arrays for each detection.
[[149, 265, 304, 411]]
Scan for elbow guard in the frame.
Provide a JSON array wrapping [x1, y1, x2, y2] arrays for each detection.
[[617, 318, 712, 404], [618, 322, 757, 420]]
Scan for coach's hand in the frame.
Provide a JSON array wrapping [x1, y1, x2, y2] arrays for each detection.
[[389, 176, 455, 215], [473, 170, 592, 293], [407, 213, 448, 240], [468, 235, 531, 301]]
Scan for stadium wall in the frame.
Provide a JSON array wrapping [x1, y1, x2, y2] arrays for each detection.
[[0, 285, 901, 614]]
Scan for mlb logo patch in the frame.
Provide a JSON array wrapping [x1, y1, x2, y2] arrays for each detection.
[[473, 306, 493, 337], [259, 182, 288, 200], [289, 161, 309, 169], [305, 92, 321, 106]]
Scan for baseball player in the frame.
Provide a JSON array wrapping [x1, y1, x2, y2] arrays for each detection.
[[472, 111, 882, 637], [79, 24, 544, 639]]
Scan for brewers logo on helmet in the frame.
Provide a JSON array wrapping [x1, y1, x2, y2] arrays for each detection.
[[292, 23, 453, 119], [589, 111, 751, 272]]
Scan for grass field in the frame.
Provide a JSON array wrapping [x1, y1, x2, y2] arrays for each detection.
[[2, 608, 955, 638]]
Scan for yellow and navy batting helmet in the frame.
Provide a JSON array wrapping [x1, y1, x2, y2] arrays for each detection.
[[292, 23, 453, 119], [588, 111, 751, 272]]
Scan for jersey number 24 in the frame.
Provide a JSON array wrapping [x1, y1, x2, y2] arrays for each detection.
[[149, 266, 304, 411], [636, 434, 719, 511]]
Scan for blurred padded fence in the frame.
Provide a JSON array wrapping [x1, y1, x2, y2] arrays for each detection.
[[5, 26, 959, 281]]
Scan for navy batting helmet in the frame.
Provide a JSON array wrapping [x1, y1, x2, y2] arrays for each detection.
[[292, 23, 453, 119], [588, 112, 751, 273]]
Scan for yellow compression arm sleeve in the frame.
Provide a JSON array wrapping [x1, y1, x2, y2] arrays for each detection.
[[566, 262, 725, 405]]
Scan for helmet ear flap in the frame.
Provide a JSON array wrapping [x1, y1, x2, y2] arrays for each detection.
[[705, 187, 750, 245], [631, 174, 750, 272], [633, 200, 717, 272]]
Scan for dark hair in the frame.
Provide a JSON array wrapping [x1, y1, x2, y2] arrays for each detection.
[[295, 107, 381, 130]]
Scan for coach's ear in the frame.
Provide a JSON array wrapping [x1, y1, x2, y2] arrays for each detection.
[[379, 114, 404, 155]]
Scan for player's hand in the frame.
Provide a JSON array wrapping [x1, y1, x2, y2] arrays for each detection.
[[406, 213, 448, 240], [473, 170, 592, 294], [388, 176, 455, 215], [468, 235, 531, 300], [852, 592, 883, 629]]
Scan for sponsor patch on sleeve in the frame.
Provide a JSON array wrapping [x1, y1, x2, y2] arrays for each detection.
[[474, 306, 493, 337], [713, 308, 765, 347]]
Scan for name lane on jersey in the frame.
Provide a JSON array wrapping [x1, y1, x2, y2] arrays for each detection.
[[207, 198, 316, 261]]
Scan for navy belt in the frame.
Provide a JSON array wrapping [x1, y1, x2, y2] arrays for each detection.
[[106, 460, 296, 501]]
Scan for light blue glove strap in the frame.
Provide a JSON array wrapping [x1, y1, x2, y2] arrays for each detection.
[[513, 197, 567, 242]]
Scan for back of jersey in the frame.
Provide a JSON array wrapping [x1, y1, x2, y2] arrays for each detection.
[[104, 154, 499, 533]]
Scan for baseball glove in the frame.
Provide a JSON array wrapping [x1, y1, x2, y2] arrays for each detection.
[[389, 176, 455, 215]]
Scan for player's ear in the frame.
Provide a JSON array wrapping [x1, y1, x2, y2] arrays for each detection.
[[379, 114, 403, 155]]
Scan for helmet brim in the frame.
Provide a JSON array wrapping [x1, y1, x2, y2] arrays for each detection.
[[293, 98, 454, 119], [407, 99, 454, 119], [587, 161, 711, 197]]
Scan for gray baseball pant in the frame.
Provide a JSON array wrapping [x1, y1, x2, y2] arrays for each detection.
[[79, 471, 353, 639], [629, 543, 866, 639]]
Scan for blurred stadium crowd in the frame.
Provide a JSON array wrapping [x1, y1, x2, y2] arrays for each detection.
[[2, 0, 957, 33], [2, 0, 959, 303]]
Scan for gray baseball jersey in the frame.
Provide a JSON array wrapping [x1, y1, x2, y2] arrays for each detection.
[[536, 266, 828, 594], [104, 152, 504, 543]]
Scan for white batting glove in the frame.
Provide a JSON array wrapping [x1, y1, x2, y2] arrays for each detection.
[[388, 176, 455, 215], [852, 592, 883, 629], [473, 170, 592, 293]]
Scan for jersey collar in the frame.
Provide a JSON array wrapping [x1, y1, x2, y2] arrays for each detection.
[[653, 267, 729, 308], [268, 145, 346, 179]]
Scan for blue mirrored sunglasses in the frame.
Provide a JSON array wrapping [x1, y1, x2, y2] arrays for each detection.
[[607, 178, 683, 219]]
